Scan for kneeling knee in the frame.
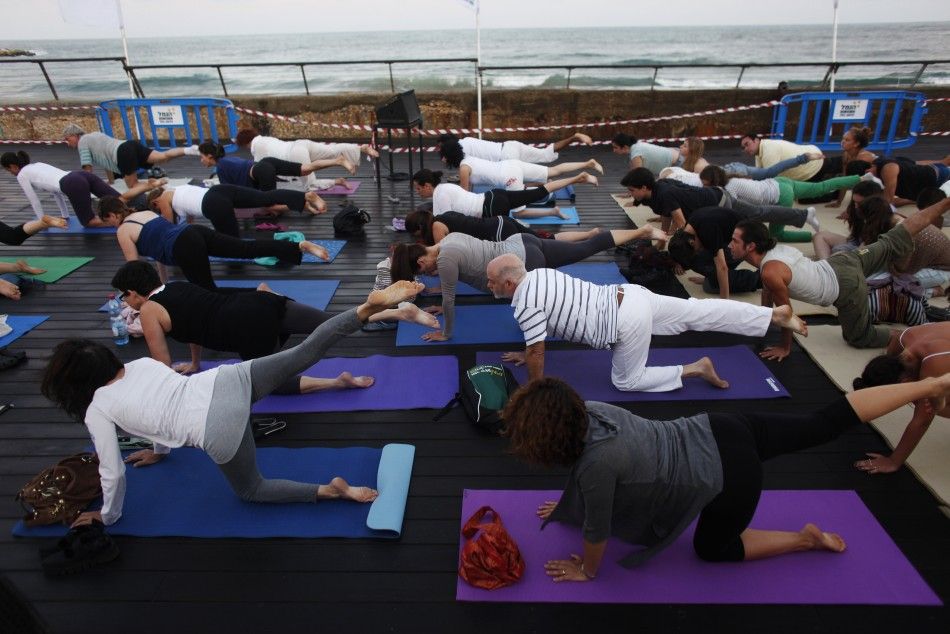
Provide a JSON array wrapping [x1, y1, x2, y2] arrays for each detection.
[[693, 537, 744, 563]]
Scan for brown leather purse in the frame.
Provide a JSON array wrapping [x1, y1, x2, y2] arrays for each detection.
[[16, 453, 102, 526], [458, 505, 525, 590]]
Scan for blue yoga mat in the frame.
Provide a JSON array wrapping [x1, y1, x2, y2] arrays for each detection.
[[419, 262, 626, 297], [209, 239, 346, 265], [396, 304, 525, 346], [477, 346, 789, 401], [512, 206, 579, 225], [45, 216, 116, 234], [12, 444, 414, 539], [98, 279, 341, 312], [200, 354, 459, 413], [0, 315, 49, 347]]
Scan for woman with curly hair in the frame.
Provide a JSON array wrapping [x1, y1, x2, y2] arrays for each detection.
[[502, 375, 950, 579]]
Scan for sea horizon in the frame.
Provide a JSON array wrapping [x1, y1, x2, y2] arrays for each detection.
[[2, 22, 947, 102]]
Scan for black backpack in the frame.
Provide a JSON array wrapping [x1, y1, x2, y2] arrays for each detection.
[[333, 202, 371, 237], [434, 364, 520, 434]]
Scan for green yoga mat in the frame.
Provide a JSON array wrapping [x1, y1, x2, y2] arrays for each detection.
[[0, 257, 94, 283]]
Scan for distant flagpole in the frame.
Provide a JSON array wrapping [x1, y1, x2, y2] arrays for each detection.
[[830, 0, 839, 92], [475, 1, 482, 139], [115, 0, 135, 97], [58, 0, 135, 97]]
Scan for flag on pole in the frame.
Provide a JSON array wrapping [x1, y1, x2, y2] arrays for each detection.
[[58, 0, 121, 29]]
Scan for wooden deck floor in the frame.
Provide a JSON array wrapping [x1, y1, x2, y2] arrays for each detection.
[[0, 140, 948, 633]]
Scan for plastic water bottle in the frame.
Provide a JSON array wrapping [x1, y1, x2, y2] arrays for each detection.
[[107, 293, 129, 346]]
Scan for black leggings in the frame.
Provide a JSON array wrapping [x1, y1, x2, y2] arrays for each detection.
[[235, 300, 333, 395], [59, 171, 119, 226], [522, 231, 616, 270], [250, 157, 303, 191], [482, 186, 551, 217], [694, 398, 861, 562], [170, 225, 303, 290], [201, 184, 307, 237], [0, 221, 29, 246]]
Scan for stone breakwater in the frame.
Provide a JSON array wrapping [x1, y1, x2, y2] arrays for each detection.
[[2, 88, 948, 143]]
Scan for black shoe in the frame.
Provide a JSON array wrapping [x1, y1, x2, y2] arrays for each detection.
[[925, 305, 950, 322], [0, 348, 26, 371], [40, 520, 119, 577]]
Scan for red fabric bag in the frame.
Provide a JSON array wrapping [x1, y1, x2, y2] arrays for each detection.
[[458, 505, 525, 590]]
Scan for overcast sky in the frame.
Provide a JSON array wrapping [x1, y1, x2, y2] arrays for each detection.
[[1, 0, 948, 40]]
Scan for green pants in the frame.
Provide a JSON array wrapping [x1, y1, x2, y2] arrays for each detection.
[[769, 175, 861, 243], [827, 223, 914, 348]]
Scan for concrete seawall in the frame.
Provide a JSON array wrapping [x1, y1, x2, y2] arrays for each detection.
[[2, 88, 948, 143]]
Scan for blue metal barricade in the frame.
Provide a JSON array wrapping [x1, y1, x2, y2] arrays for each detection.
[[96, 98, 239, 152], [770, 91, 927, 155]]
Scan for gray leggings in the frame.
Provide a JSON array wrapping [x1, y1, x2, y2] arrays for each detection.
[[202, 309, 363, 503], [522, 231, 616, 270]]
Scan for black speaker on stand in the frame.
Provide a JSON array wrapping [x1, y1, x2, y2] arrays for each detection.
[[374, 90, 425, 188]]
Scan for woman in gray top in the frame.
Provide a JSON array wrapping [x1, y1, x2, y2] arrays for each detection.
[[502, 376, 950, 580], [389, 225, 665, 342]]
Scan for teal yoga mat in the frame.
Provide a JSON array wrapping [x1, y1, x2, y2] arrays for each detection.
[[511, 206, 579, 225]]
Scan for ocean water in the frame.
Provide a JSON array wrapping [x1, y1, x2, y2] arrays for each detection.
[[1, 23, 948, 102]]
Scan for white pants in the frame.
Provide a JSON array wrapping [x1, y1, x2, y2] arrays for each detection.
[[517, 161, 549, 184], [611, 284, 773, 392], [290, 140, 360, 189], [502, 141, 556, 164]]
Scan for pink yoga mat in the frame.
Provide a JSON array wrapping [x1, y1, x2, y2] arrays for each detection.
[[317, 181, 360, 195], [456, 489, 940, 605]]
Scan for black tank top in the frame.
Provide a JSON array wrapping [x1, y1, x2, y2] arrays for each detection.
[[150, 283, 287, 357], [874, 157, 937, 200]]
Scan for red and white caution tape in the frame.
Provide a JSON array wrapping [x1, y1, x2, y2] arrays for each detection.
[[0, 105, 99, 112], [0, 139, 66, 145], [235, 101, 782, 137]]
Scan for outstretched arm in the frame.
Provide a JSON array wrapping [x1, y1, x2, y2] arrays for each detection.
[[759, 262, 794, 361]]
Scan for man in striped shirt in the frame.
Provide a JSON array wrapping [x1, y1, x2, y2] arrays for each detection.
[[486, 254, 808, 393]]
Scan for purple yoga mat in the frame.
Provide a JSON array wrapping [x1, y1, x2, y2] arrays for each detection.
[[477, 346, 789, 401], [456, 489, 940, 605], [200, 355, 458, 413], [317, 181, 360, 195]]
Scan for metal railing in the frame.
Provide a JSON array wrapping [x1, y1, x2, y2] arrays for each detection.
[[479, 59, 950, 91], [2, 56, 948, 101]]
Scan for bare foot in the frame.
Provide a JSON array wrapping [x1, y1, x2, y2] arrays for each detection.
[[577, 172, 598, 187], [299, 241, 330, 261], [41, 215, 68, 229], [256, 282, 275, 293], [557, 208, 570, 220], [587, 159, 604, 175], [537, 501, 557, 520], [335, 371, 375, 389], [360, 143, 380, 158], [393, 302, 440, 328], [683, 357, 729, 389], [801, 523, 846, 553], [368, 280, 426, 308], [304, 192, 327, 215], [771, 304, 808, 336], [574, 133, 593, 145], [583, 227, 602, 239], [319, 476, 378, 503], [334, 177, 348, 186], [0, 279, 22, 300]]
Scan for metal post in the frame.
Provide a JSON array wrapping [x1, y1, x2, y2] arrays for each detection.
[[735, 66, 746, 89], [566, 67, 572, 90], [406, 126, 413, 191], [36, 62, 59, 101], [389, 63, 395, 93], [216, 67, 229, 98], [373, 124, 381, 189], [475, 3, 482, 139], [830, 0, 839, 92], [650, 67, 659, 92], [300, 65, 310, 96], [911, 62, 929, 88]]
